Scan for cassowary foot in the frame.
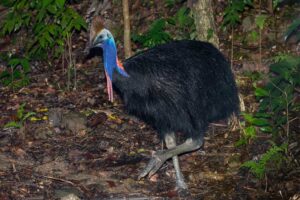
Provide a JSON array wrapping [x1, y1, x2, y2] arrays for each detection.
[[138, 151, 167, 179]]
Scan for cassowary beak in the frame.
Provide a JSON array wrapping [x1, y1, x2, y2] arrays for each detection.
[[92, 34, 104, 48]]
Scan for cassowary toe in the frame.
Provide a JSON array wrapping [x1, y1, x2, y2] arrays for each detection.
[[138, 150, 168, 179]]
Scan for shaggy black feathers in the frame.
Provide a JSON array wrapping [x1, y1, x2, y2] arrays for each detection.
[[113, 40, 239, 140]]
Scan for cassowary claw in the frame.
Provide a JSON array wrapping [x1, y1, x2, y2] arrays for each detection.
[[138, 151, 167, 180]]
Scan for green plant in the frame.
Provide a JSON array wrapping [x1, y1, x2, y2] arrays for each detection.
[[165, 0, 176, 7], [4, 103, 36, 128], [238, 55, 299, 146], [242, 143, 287, 179], [222, 0, 253, 67], [167, 6, 195, 39], [222, 0, 253, 29], [0, 56, 30, 89], [0, 0, 87, 59], [256, 55, 300, 137], [132, 6, 194, 48], [239, 55, 299, 178], [272, 0, 280, 9], [236, 111, 271, 147], [132, 19, 171, 48]]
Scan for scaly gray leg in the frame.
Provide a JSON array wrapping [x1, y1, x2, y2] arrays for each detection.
[[138, 135, 203, 182], [164, 132, 187, 189]]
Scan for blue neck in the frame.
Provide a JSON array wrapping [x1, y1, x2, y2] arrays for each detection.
[[102, 38, 129, 81]]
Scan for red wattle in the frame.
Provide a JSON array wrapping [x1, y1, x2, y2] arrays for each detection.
[[105, 71, 114, 102]]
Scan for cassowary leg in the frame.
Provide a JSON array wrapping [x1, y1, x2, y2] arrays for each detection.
[[165, 133, 187, 189], [138, 135, 203, 181]]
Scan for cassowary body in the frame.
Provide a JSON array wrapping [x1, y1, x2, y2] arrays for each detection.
[[90, 18, 239, 190]]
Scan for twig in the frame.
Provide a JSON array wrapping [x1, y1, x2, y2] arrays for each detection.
[[40, 175, 76, 186], [38, 174, 85, 194]]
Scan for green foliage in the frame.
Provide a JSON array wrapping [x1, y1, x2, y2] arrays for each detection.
[[236, 121, 256, 147], [272, 0, 280, 9], [0, 56, 30, 89], [4, 103, 36, 128], [285, 18, 300, 42], [239, 55, 299, 178], [167, 6, 195, 39], [248, 30, 259, 42], [239, 55, 299, 143], [256, 55, 300, 135], [222, 0, 253, 28], [165, 0, 176, 7], [133, 6, 194, 48], [255, 15, 267, 30], [132, 19, 171, 48], [0, 0, 86, 89], [272, 53, 294, 63], [0, 0, 87, 59], [242, 144, 286, 179], [172, 7, 194, 28], [236, 111, 271, 146]]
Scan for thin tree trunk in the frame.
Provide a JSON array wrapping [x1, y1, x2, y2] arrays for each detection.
[[122, 0, 132, 58], [191, 0, 219, 47]]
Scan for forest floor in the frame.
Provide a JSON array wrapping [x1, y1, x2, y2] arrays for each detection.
[[0, 1, 299, 200]]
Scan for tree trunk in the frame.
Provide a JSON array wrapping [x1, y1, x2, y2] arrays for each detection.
[[122, 0, 132, 58], [191, 0, 219, 47]]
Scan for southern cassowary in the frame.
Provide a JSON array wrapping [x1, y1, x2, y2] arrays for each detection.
[[89, 17, 239, 190]]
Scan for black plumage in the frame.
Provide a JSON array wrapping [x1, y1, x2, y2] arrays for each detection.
[[114, 40, 239, 141], [90, 19, 239, 190]]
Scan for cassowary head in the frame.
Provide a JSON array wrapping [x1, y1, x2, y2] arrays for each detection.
[[90, 16, 129, 102]]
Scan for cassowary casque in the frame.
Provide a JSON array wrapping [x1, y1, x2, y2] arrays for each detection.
[[89, 16, 239, 190]]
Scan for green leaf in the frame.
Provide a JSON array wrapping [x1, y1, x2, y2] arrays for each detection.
[[222, 0, 249, 28], [249, 30, 258, 41], [255, 112, 271, 118], [273, 0, 280, 9], [56, 0, 65, 8], [36, 9, 46, 22], [47, 4, 57, 14], [12, 70, 22, 79], [251, 118, 270, 126], [20, 59, 30, 73], [244, 126, 256, 138], [243, 113, 255, 123], [42, 0, 52, 8], [4, 121, 21, 128], [22, 112, 36, 121], [177, 7, 188, 27], [0, 70, 10, 79], [255, 15, 267, 30], [255, 87, 269, 97], [17, 103, 26, 119], [165, 0, 175, 7], [8, 58, 21, 67]]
